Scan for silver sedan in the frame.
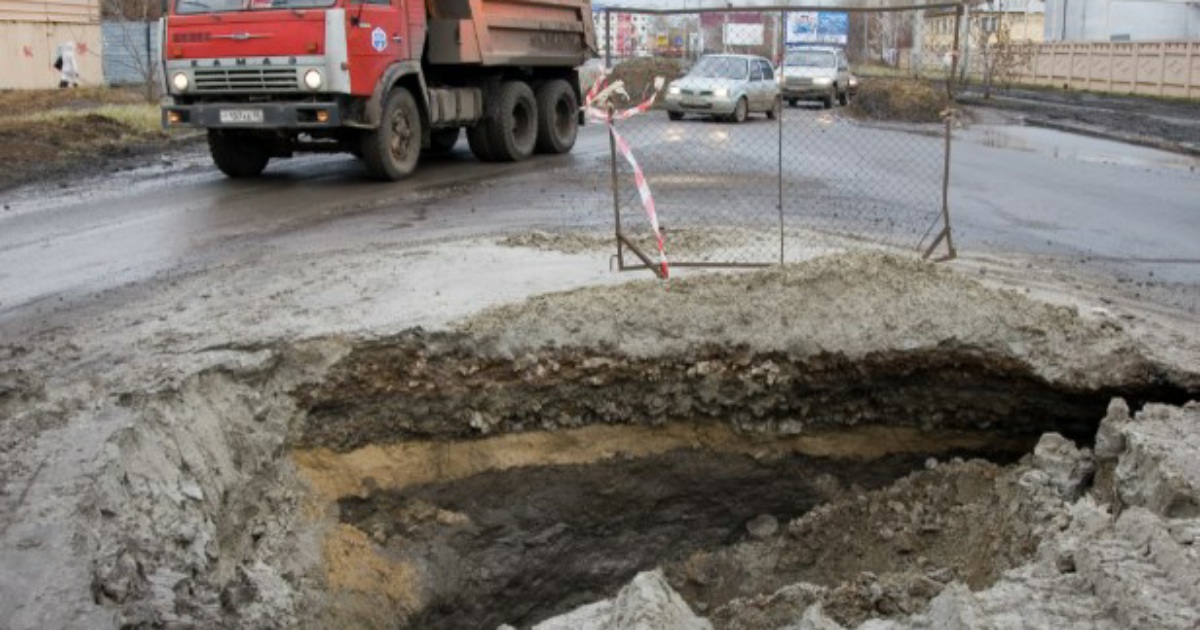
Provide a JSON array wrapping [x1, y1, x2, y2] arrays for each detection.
[[663, 54, 782, 123]]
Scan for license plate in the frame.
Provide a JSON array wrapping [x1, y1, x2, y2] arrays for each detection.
[[682, 100, 709, 108], [219, 109, 264, 124]]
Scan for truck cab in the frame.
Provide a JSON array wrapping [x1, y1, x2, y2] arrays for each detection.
[[162, 0, 594, 180]]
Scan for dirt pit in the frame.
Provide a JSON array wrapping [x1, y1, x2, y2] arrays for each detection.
[[79, 255, 1198, 629]]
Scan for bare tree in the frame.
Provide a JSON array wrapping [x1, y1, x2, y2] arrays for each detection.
[[103, 0, 163, 101], [970, 11, 1032, 98]]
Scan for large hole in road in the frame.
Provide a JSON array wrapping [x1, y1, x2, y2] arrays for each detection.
[[287, 334, 1193, 629]]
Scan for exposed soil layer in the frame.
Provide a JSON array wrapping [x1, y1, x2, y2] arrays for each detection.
[[295, 333, 1190, 451], [339, 448, 1022, 629]]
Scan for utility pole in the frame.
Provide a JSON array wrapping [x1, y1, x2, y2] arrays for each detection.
[[913, 9, 924, 76]]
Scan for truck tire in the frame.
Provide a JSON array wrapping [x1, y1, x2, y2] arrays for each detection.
[[487, 81, 538, 162], [533, 79, 578, 154], [208, 130, 269, 178], [467, 122, 495, 162], [361, 87, 421, 181], [425, 127, 460, 154]]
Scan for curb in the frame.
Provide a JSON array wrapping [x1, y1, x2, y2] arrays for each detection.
[[1021, 117, 1200, 158]]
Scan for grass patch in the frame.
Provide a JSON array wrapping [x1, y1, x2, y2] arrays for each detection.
[[19, 104, 162, 135]]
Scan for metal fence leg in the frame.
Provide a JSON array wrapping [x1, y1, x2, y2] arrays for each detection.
[[778, 9, 786, 266]]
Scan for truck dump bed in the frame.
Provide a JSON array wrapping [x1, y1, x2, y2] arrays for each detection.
[[425, 0, 596, 67]]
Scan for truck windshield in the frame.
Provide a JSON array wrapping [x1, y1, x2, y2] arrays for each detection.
[[785, 51, 836, 68], [688, 57, 748, 80], [176, 0, 336, 14]]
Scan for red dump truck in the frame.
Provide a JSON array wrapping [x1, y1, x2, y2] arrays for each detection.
[[161, 0, 596, 180]]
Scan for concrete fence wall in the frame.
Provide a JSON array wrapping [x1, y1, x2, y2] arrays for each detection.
[[1008, 41, 1200, 99], [0, 21, 103, 89]]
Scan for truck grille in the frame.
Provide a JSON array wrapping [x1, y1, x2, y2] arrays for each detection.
[[193, 67, 298, 93], [681, 89, 714, 97]]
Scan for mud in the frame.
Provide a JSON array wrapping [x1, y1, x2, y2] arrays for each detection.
[[536, 400, 1200, 629], [339, 448, 1011, 629], [960, 86, 1200, 156], [3, 251, 1198, 629]]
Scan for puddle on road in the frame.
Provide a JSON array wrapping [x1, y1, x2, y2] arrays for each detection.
[[964, 125, 1200, 173]]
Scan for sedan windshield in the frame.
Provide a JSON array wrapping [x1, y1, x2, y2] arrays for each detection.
[[785, 51, 836, 68], [688, 57, 749, 80], [176, 0, 335, 14]]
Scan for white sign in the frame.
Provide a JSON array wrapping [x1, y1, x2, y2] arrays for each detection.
[[371, 27, 388, 52], [723, 23, 763, 47]]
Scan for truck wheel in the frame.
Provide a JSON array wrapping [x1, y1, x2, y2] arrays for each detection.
[[361, 87, 421, 181], [838, 88, 849, 106], [823, 87, 835, 109], [487, 81, 538, 161], [208, 130, 269, 178], [534, 79, 578, 154], [466, 123, 495, 162], [426, 127, 460, 154]]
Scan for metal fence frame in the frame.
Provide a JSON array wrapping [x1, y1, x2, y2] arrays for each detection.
[[597, 3, 965, 278]]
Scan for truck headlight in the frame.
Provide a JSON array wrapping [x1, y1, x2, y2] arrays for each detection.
[[303, 68, 323, 90], [813, 77, 833, 86], [714, 87, 729, 98], [668, 86, 681, 96], [172, 72, 189, 92]]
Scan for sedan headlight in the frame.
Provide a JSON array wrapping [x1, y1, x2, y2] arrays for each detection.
[[303, 68, 323, 91], [172, 72, 189, 92], [668, 86, 681, 96], [813, 77, 833, 86], [714, 87, 730, 98]]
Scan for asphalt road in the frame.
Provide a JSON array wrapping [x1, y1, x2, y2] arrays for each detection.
[[1, 108, 1197, 320]]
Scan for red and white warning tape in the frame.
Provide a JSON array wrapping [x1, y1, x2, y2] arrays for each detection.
[[585, 74, 670, 278], [610, 125, 668, 279]]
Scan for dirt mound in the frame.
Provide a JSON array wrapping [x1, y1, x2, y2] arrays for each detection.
[[0, 109, 169, 191], [606, 58, 685, 105], [847, 79, 950, 123]]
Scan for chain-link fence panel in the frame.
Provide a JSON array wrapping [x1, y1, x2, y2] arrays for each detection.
[[593, 6, 961, 273]]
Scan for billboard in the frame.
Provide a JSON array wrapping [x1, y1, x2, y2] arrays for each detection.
[[786, 11, 849, 47]]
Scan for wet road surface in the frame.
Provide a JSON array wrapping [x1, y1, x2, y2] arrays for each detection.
[[1, 111, 1197, 319]]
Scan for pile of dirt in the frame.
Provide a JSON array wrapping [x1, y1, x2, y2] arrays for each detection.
[[847, 79, 950, 123], [606, 57, 686, 106], [0, 88, 182, 192]]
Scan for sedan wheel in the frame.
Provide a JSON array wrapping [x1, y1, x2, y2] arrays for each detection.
[[766, 97, 781, 120], [731, 97, 748, 123]]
